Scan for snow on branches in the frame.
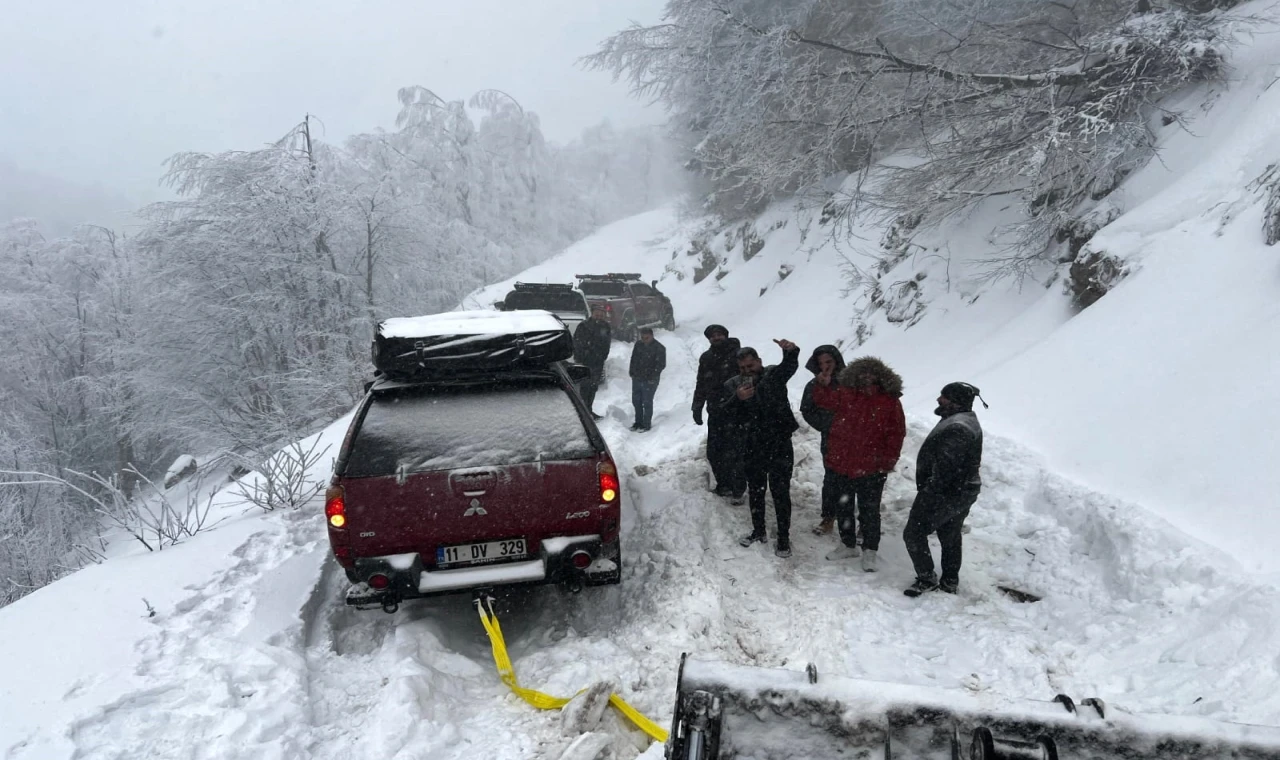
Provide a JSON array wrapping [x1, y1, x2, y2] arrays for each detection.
[[588, 0, 1232, 261]]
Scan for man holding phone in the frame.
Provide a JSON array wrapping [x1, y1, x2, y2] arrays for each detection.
[[721, 339, 801, 557]]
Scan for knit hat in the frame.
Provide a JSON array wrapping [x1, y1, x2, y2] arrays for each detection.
[[703, 324, 729, 339], [940, 382, 988, 410]]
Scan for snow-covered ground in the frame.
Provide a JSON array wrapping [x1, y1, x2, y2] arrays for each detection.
[[6, 6, 1280, 758]]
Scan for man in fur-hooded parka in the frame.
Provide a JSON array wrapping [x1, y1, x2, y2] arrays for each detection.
[[811, 357, 907, 565]]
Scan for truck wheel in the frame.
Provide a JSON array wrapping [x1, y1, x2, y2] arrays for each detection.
[[661, 309, 676, 331], [620, 313, 637, 342]]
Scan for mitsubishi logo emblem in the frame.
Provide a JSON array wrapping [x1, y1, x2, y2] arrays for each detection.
[[463, 498, 487, 517]]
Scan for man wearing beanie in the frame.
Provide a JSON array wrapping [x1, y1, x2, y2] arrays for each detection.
[[903, 382, 986, 597], [692, 324, 746, 502]]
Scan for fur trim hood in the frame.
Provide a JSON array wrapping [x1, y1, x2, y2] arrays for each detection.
[[838, 356, 904, 397]]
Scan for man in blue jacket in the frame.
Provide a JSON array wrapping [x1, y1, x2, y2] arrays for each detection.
[[629, 328, 666, 431]]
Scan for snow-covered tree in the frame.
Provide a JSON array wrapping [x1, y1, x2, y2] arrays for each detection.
[[588, 0, 1229, 260]]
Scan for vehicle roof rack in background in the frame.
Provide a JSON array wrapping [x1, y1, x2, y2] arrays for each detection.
[[574, 272, 642, 281], [512, 282, 575, 291]]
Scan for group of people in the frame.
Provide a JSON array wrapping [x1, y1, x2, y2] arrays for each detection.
[[571, 304, 667, 431], [572, 311, 986, 596], [691, 324, 987, 598]]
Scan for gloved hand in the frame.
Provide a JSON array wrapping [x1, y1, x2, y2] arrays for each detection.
[[692, 406, 704, 426]]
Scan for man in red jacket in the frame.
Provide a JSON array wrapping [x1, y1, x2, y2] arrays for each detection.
[[811, 356, 906, 572]]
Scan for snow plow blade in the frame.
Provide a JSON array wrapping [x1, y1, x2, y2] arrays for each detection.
[[666, 655, 1280, 759]]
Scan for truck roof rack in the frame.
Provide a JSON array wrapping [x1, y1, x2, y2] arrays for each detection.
[[575, 273, 643, 281], [511, 282, 576, 291]]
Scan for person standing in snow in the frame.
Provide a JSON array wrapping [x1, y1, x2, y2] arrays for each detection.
[[800, 345, 846, 536], [723, 339, 801, 558], [903, 382, 986, 597], [692, 324, 746, 502], [573, 305, 612, 420], [811, 357, 907, 572], [629, 327, 666, 431]]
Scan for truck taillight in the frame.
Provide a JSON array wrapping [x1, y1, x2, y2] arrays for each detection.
[[325, 486, 346, 529], [598, 461, 619, 503]]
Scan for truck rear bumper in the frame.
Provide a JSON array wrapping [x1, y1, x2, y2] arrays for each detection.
[[345, 535, 620, 608]]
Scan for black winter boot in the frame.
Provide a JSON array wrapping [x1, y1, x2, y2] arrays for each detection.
[[774, 538, 791, 558], [739, 532, 766, 548], [904, 575, 939, 598]]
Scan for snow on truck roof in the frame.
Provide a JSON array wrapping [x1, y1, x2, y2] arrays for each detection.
[[378, 309, 566, 339]]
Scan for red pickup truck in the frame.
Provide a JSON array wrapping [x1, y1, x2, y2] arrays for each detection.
[[575, 273, 676, 341]]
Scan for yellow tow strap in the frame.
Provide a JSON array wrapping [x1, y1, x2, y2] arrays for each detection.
[[475, 597, 670, 743]]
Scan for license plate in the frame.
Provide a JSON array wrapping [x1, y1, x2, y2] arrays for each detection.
[[436, 538, 527, 567]]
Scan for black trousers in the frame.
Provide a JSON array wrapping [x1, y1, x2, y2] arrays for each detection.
[[745, 438, 794, 541], [820, 467, 838, 521], [579, 365, 605, 411], [706, 412, 745, 496], [832, 471, 887, 551], [903, 492, 977, 583]]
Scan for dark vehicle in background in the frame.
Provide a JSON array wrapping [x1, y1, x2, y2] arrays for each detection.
[[494, 282, 590, 336], [327, 310, 622, 613], [575, 272, 675, 341]]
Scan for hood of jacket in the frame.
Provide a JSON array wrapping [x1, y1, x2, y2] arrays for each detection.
[[805, 344, 847, 376], [838, 356, 903, 397], [707, 336, 741, 358]]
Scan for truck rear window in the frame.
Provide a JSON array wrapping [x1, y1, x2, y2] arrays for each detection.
[[578, 281, 627, 297], [503, 291, 587, 313], [343, 381, 596, 476]]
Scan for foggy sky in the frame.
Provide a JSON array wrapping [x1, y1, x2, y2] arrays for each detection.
[[0, 0, 665, 209]]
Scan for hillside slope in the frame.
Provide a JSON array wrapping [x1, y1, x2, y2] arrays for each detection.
[[477, 8, 1280, 575]]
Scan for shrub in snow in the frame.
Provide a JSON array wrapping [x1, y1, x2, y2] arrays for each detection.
[[233, 438, 330, 513], [0, 467, 219, 555]]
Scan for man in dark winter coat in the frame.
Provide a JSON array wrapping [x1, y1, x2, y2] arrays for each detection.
[[903, 382, 986, 597], [692, 324, 745, 501], [629, 327, 666, 431], [799, 345, 846, 536], [812, 357, 907, 573], [722, 339, 801, 558], [573, 306, 612, 420]]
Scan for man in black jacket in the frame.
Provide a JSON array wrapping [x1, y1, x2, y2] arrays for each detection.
[[573, 306, 612, 420], [903, 382, 986, 597], [692, 324, 745, 501], [629, 328, 666, 431], [722, 339, 801, 558], [799, 345, 846, 536]]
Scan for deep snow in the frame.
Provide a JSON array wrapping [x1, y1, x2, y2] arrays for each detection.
[[6, 5, 1280, 757]]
